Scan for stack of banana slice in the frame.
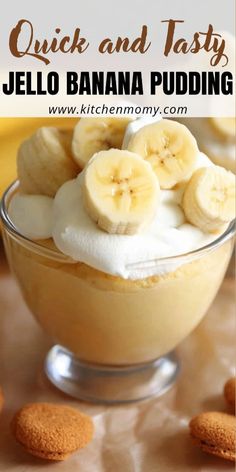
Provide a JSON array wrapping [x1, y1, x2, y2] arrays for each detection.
[[72, 117, 132, 168], [83, 149, 160, 235], [18, 127, 78, 197], [0, 117, 78, 200], [16, 117, 235, 237]]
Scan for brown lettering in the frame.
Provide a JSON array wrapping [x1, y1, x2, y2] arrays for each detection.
[[98, 25, 151, 54], [162, 19, 228, 67], [162, 19, 184, 57], [9, 20, 89, 65], [9, 19, 49, 65], [70, 28, 89, 53]]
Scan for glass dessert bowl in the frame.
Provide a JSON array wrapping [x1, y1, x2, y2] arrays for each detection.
[[1, 117, 235, 403], [1, 181, 235, 403]]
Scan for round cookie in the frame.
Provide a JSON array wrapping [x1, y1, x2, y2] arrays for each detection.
[[189, 411, 236, 462], [11, 402, 94, 461], [0, 387, 4, 413], [224, 377, 235, 410]]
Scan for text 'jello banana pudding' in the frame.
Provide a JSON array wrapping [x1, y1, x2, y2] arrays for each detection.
[[6, 117, 235, 365]]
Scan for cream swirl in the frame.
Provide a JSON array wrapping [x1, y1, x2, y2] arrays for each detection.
[[51, 152, 217, 279]]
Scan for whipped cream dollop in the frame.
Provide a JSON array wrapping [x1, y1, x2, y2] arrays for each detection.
[[51, 152, 215, 279], [8, 116, 223, 279]]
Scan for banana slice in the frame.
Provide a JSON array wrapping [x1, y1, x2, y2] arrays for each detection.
[[182, 166, 235, 233], [209, 118, 235, 140], [126, 119, 198, 189], [122, 116, 162, 149], [72, 117, 132, 168], [83, 149, 160, 235], [17, 127, 79, 197]]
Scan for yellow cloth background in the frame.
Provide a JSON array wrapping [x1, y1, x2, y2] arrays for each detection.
[[0, 118, 78, 198]]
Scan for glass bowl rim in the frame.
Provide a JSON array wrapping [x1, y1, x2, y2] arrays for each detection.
[[1, 180, 235, 268]]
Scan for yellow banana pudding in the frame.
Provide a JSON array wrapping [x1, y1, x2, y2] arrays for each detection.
[[2, 117, 235, 367]]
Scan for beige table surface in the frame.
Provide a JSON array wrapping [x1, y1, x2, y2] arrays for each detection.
[[0, 239, 235, 472]]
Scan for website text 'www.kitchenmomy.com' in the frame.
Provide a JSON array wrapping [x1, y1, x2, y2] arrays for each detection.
[[48, 103, 188, 117]]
